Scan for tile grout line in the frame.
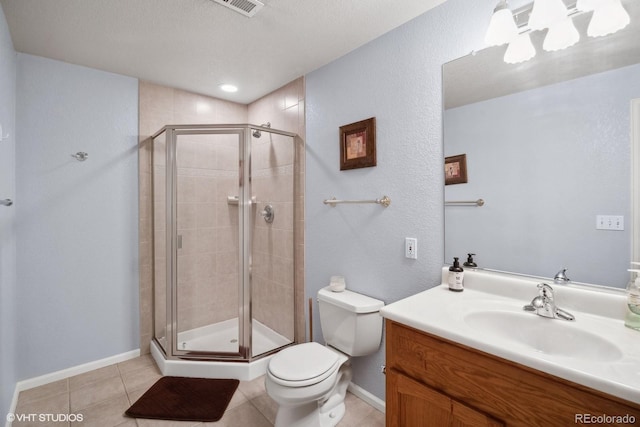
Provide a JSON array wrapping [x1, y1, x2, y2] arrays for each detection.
[[66, 378, 71, 427], [116, 362, 136, 427], [65, 378, 70, 417], [247, 396, 271, 425]]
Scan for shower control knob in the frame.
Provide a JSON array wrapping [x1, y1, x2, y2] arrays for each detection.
[[261, 204, 275, 223]]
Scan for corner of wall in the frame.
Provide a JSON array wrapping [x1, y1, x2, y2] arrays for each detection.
[[0, 1, 17, 419], [247, 76, 307, 343]]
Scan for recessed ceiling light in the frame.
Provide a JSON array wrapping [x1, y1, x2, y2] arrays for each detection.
[[219, 84, 238, 93]]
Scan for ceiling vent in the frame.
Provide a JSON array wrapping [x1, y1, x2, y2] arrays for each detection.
[[210, 0, 264, 17]]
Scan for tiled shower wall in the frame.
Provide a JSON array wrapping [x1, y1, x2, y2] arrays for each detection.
[[174, 133, 242, 335], [139, 78, 305, 355], [249, 78, 305, 342]]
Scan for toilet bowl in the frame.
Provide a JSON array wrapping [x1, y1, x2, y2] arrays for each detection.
[[265, 287, 384, 427], [266, 342, 351, 426]]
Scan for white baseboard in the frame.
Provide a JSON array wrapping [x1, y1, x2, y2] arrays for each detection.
[[6, 349, 140, 427], [348, 382, 385, 413], [6, 388, 19, 427]]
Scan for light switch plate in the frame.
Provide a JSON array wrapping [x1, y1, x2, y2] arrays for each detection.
[[596, 215, 624, 231]]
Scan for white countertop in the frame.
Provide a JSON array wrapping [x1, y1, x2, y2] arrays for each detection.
[[380, 268, 640, 405]]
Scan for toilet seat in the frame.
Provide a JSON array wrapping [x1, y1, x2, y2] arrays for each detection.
[[268, 342, 342, 388]]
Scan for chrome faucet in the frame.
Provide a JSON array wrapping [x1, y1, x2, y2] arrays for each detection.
[[553, 268, 570, 284], [523, 283, 575, 321]]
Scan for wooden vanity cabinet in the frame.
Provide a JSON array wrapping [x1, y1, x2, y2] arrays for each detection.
[[388, 369, 503, 427], [385, 320, 640, 427]]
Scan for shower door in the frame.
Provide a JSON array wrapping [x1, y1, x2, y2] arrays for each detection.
[[170, 128, 249, 359], [151, 124, 297, 363], [249, 129, 296, 357]]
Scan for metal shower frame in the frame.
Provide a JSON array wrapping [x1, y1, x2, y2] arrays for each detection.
[[151, 123, 298, 362]]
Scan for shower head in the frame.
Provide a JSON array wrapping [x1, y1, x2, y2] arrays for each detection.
[[252, 122, 271, 138]]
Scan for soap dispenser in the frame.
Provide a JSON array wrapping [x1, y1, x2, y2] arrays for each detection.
[[625, 263, 640, 330], [463, 253, 477, 268], [448, 257, 464, 292]]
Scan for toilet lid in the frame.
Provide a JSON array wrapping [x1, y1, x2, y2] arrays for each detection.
[[269, 342, 340, 383]]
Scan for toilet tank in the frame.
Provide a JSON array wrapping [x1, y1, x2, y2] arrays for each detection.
[[317, 287, 384, 357]]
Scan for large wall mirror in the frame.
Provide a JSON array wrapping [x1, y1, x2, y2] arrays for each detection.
[[443, 0, 640, 289]]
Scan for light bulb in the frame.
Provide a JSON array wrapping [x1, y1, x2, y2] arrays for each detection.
[[485, 0, 518, 46], [504, 33, 537, 64], [543, 17, 580, 51], [219, 84, 238, 93], [576, 0, 596, 11], [528, 0, 569, 30], [587, 0, 630, 37]]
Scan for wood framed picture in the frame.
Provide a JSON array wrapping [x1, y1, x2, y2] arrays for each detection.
[[444, 154, 467, 185], [339, 117, 376, 170]]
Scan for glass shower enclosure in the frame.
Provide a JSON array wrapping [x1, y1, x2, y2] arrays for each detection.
[[151, 124, 297, 362]]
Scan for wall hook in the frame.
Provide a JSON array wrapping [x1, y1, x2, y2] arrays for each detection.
[[71, 152, 89, 161]]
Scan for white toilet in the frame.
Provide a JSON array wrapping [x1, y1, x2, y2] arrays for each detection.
[[265, 287, 384, 427]]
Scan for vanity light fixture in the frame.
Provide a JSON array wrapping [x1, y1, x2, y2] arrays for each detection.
[[504, 32, 537, 63], [543, 16, 581, 51], [576, 0, 596, 10], [485, 0, 631, 64], [528, 0, 569, 30], [587, 0, 631, 37], [485, 0, 519, 46]]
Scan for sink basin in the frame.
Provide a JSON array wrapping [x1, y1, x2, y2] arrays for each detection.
[[464, 310, 623, 362], [380, 268, 640, 404]]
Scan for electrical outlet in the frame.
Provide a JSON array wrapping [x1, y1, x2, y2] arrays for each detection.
[[405, 238, 417, 259]]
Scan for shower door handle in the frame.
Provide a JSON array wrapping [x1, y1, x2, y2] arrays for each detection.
[[177, 235, 183, 250]]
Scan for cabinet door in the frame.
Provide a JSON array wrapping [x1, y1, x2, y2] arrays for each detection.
[[387, 369, 504, 427], [451, 400, 504, 427]]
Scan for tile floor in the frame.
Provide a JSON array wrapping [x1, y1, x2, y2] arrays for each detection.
[[12, 354, 385, 427]]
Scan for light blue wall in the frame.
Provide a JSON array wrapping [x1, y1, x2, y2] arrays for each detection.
[[305, 0, 491, 399], [15, 54, 139, 380], [445, 64, 640, 287], [0, 3, 16, 419]]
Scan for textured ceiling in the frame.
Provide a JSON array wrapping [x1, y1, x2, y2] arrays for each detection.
[[0, 0, 446, 104]]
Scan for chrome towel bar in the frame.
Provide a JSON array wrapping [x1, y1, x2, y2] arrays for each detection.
[[445, 199, 485, 207], [227, 196, 257, 205], [324, 195, 391, 208]]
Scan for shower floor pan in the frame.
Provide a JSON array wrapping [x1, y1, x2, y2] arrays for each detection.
[[177, 318, 290, 355], [151, 318, 291, 381]]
